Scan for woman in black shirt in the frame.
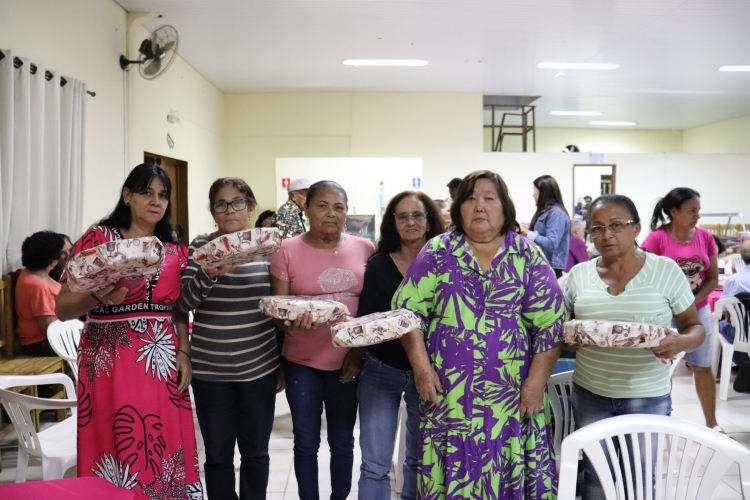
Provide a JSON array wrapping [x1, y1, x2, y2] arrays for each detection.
[[356, 191, 444, 500]]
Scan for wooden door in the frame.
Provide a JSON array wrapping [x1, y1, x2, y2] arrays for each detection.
[[144, 153, 189, 246]]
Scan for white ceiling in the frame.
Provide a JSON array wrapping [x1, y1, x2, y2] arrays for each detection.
[[114, 0, 750, 129]]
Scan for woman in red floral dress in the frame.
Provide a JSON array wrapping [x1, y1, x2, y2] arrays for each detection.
[[56, 164, 203, 499]]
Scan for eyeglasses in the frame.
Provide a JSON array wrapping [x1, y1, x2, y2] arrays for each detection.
[[213, 199, 248, 213], [589, 220, 636, 238], [394, 211, 427, 224]]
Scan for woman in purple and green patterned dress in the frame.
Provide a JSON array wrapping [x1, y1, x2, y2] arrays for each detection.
[[393, 170, 565, 500]]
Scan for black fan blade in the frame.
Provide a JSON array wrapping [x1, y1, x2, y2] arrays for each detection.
[[143, 56, 161, 76]]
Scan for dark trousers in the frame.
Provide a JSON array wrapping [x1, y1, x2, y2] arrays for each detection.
[[284, 359, 359, 500], [192, 370, 278, 500], [20, 339, 58, 357]]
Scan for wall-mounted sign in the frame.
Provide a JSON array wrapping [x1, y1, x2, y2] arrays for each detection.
[[589, 153, 604, 164], [412, 178, 421, 188], [281, 178, 290, 189]]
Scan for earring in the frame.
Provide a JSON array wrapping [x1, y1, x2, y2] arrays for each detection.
[[125, 202, 130, 207]]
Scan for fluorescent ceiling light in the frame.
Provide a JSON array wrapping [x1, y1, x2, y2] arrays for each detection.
[[550, 111, 602, 116], [537, 62, 619, 70], [589, 121, 635, 126], [719, 65, 750, 72], [343, 59, 428, 67]]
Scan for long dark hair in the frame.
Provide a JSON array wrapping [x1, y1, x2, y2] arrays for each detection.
[[450, 171, 520, 235], [377, 191, 444, 254], [529, 175, 565, 230], [650, 187, 700, 231], [98, 163, 177, 243]]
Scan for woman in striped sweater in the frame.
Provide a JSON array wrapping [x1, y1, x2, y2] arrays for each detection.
[[179, 177, 282, 500]]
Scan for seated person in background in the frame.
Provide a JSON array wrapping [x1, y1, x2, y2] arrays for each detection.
[[48, 233, 73, 282], [718, 241, 750, 374], [565, 218, 590, 273], [15, 231, 65, 356], [256, 209, 275, 228]]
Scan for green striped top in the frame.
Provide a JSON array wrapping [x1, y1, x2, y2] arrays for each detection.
[[563, 252, 695, 398]]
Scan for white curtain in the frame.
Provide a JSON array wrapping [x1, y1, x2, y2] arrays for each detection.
[[0, 49, 86, 273]]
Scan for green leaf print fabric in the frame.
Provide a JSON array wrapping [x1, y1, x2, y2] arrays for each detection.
[[393, 231, 565, 500]]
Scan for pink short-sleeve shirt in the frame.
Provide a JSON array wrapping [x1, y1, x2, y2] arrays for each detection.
[[270, 234, 375, 370], [641, 226, 717, 309]]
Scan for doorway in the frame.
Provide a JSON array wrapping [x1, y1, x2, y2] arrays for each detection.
[[144, 152, 189, 246], [572, 164, 616, 217]]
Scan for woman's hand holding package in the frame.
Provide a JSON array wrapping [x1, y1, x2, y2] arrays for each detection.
[[283, 311, 318, 330], [92, 284, 129, 306], [204, 263, 236, 280], [648, 328, 684, 360]]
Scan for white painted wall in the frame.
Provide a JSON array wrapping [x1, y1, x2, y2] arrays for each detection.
[[0, 0, 127, 232], [127, 20, 225, 240]]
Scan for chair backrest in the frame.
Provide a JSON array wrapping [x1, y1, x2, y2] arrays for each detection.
[[546, 370, 575, 456], [0, 275, 12, 358], [722, 253, 747, 271], [0, 373, 77, 459], [47, 319, 83, 377], [558, 414, 750, 500], [715, 297, 749, 350]]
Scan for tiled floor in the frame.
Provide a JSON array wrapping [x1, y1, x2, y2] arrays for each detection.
[[1, 362, 749, 498]]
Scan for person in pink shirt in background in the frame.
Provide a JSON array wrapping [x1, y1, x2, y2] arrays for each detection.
[[270, 180, 375, 500], [565, 219, 590, 273], [641, 187, 721, 433]]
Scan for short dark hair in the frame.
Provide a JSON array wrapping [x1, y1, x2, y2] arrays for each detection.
[[650, 187, 700, 231], [433, 199, 447, 210], [22, 231, 65, 270], [305, 180, 348, 206], [450, 171, 519, 235], [255, 210, 275, 228], [530, 175, 566, 230], [589, 194, 641, 225], [447, 178, 462, 189], [97, 163, 177, 244], [377, 191, 445, 254], [58, 233, 72, 245], [208, 177, 257, 215]]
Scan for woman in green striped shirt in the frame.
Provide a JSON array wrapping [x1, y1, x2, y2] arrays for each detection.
[[562, 194, 705, 500]]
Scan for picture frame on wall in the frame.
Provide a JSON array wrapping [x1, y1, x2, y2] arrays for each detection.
[[345, 215, 376, 243]]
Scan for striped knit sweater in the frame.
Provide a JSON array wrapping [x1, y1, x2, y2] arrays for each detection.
[[178, 233, 279, 382]]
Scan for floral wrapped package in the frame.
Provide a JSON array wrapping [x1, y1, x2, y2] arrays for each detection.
[[330, 309, 421, 347], [193, 228, 282, 270], [67, 237, 165, 293], [563, 319, 667, 348], [259, 296, 350, 324]]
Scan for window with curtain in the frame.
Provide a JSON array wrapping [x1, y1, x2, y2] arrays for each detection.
[[0, 49, 86, 274]]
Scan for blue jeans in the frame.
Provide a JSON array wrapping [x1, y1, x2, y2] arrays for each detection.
[[719, 319, 750, 366], [192, 371, 278, 500], [572, 384, 672, 500], [285, 359, 359, 500], [357, 352, 420, 500]]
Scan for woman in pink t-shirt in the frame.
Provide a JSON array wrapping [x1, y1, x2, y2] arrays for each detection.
[[642, 187, 721, 432], [270, 181, 375, 500]]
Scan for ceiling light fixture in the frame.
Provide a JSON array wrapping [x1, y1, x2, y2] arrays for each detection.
[[343, 59, 429, 67], [719, 66, 750, 72], [550, 111, 603, 116], [589, 121, 635, 126], [537, 62, 619, 70]]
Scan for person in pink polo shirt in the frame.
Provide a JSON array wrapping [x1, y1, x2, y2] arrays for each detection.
[[642, 187, 721, 433], [270, 180, 375, 500]]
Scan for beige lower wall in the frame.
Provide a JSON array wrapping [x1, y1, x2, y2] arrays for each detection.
[[682, 115, 750, 154]]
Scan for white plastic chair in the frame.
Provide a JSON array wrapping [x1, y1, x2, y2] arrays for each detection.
[[712, 297, 750, 400], [668, 351, 686, 379], [558, 414, 750, 500], [546, 370, 575, 458], [47, 319, 83, 380], [722, 253, 747, 272], [0, 373, 78, 482]]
